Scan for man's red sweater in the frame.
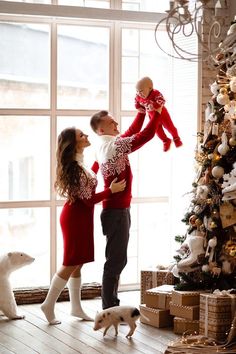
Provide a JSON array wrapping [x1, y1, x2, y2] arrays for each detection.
[[92, 112, 159, 209]]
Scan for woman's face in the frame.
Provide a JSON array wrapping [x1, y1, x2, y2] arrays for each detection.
[[75, 129, 91, 151]]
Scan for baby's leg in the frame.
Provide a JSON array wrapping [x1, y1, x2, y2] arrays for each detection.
[[148, 111, 171, 151], [161, 107, 182, 147]]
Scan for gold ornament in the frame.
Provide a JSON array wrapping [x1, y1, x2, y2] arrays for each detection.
[[229, 137, 236, 146]]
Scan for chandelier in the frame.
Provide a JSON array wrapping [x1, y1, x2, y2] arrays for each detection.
[[154, 0, 228, 66]]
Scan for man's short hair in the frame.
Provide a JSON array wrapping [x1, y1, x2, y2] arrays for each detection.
[[90, 110, 108, 132]]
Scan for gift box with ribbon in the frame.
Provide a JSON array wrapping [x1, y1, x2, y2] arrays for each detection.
[[139, 304, 173, 328], [144, 285, 174, 310], [173, 316, 199, 334], [199, 290, 236, 341], [171, 290, 202, 306], [140, 268, 175, 303], [169, 301, 200, 320]]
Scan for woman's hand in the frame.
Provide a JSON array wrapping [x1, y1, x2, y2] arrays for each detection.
[[109, 178, 126, 193]]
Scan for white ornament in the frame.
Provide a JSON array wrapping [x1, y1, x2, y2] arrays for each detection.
[[212, 165, 224, 179], [230, 77, 236, 93], [202, 264, 209, 272], [208, 113, 217, 122], [217, 92, 230, 105], [222, 163, 236, 195], [210, 81, 219, 95], [177, 235, 205, 270], [171, 264, 180, 278], [205, 237, 217, 262], [196, 185, 209, 200], [218, 132, 229, 155]]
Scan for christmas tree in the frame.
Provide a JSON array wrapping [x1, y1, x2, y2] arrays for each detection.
[[173, 19, 236, 291]]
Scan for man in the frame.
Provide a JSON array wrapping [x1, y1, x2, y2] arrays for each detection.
[[90, 107, 162, 309]]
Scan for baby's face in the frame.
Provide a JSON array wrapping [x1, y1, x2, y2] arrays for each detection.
[[136, 82, 152, 99]]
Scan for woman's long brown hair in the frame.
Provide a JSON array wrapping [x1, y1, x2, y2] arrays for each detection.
[[55, 127, 88, 203]]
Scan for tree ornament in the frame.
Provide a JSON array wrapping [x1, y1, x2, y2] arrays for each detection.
[[220, 202, 236, 228], [230, 77, 236, 93], [211, 165, 224, 179], [188, 215, 198, 226], [210, 81, 219, 95], [217, 132, 229, 155], [196, 185, 209, 201], [229, 137, 236, 146], [216, 88, 230, 105], [208, 153, 213, 159], [202, 264, 209, 272], [205, 237, 217, 262], [221, 259, 232, 274], [224, 100, 236, 120], [208, 113, 217, 122], [212, 209, 220, 218], [229, 125, 236, 146], [221, 164, 236, 200], [177, 235, 205, 271]]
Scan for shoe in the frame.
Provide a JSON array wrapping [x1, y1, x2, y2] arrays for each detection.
[[173, 137, 183, 148], [163, 138, 172, 152]]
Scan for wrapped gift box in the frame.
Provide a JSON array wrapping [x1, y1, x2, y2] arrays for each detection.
[[139, 304, 173, 328], [199, 292, 235, 341], [199, 329, 227, 341], [199, 317, 232, 333], [140, 269, 175, 303], [172, 290, 202, 306], [144, 285, 173, 310], [173, 316, 199, 334], [169, 301, 199, 320]]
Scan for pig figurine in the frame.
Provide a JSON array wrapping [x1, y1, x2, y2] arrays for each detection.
[[93, 305, 140, 338]]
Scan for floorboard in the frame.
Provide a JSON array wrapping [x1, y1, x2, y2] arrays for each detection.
[[0, 290, 179, 354]]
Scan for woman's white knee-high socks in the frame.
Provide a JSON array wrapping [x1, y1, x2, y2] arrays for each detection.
[[41, 274, 67, 325], [68, 277, 93, 321]]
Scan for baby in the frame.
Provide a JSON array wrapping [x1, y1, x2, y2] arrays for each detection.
[[135, 76, 183, 152]]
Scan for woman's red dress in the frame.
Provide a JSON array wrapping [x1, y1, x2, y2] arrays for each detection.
[[60, 163, 111, 266]]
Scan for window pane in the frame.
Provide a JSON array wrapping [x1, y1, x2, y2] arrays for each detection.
[[0, 23, 50, 109], [57, 25, 109, 109], [121, 28, 172, 111], [0, 208, 50, 287], [0, 116, 50, 201], [121, 116, 171, 197], [120, 202, 170, 285], [58, 0, 110, 7], [122, 57, 139, 83], [122, 29, 139, 56], [122, 0, 169, 12]]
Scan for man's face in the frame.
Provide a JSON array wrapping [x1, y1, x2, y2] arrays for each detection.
[[97, 115, 120, 136]]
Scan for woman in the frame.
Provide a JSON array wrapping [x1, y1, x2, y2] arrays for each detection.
[[41, 127, 126, 325]]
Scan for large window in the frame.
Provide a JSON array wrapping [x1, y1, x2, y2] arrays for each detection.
[[0, 1, 198, 288]]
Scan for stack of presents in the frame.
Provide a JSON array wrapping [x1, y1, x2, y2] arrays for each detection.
[[139, 268, 235, 340]]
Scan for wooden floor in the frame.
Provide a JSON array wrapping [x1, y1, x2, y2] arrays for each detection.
[[0, 291, 179, 354]]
